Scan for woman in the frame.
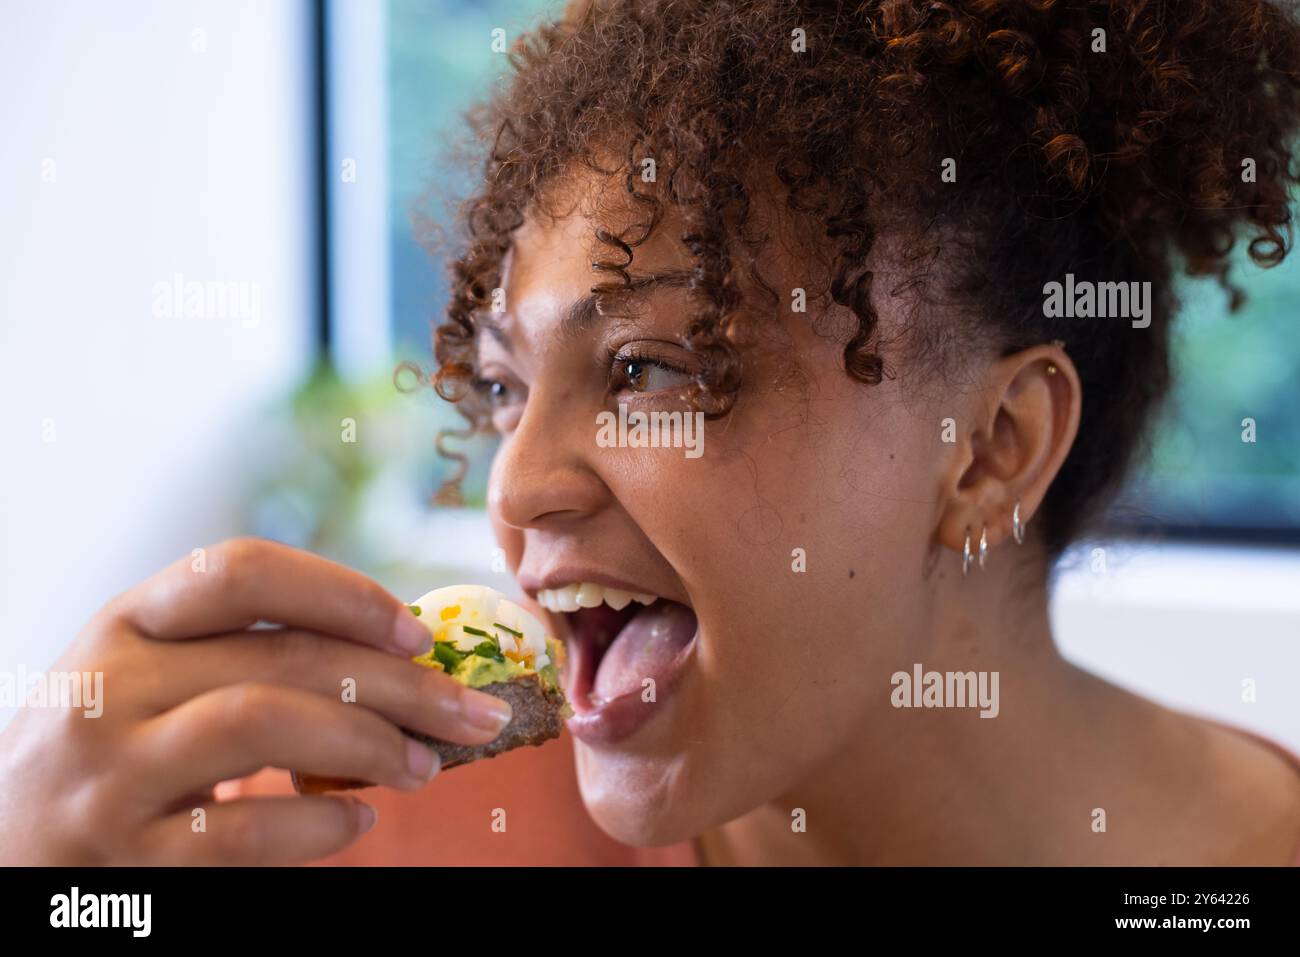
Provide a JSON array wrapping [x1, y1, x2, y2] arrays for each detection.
[[4, 0, 1300, 866]]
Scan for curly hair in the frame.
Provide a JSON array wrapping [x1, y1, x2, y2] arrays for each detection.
[[429, 0, 1300, 555]]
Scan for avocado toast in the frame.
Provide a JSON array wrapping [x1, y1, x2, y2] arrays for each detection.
[[293, 585, 570, 794]]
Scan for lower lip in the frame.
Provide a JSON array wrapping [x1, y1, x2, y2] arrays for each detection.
[[562, 625, 698, 746]]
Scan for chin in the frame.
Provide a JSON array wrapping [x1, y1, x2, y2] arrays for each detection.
[[571, 737, 701, 847]]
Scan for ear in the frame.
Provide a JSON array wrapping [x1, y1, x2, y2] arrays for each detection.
[[936, 343, 1081, 558]]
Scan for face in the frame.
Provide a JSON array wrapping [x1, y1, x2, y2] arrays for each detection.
[[479, 174, 952, 845]]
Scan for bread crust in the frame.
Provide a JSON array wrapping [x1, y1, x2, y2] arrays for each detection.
[[292, 673, 567, 794]]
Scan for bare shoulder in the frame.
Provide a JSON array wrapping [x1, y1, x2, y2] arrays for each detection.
[[1062, 667, 1300, 865], [1165, 708, 1300, 865]]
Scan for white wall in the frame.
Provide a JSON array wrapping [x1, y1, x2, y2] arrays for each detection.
[[1053, 542, 1300, 754], [0, 0, 316, 729], [327, 0, 391, 380]]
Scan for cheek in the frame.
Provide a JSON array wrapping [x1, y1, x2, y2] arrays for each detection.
[[621, 392, 936, 587], [487, 458, 525, 571], [613, 397, 938, 722]]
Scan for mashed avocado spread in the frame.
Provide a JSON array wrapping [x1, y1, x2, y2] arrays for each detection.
[[409, 613, 563, 693]]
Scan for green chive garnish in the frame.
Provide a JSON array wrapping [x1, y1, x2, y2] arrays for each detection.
[[460, 626, 505, 661], [432, 642, 467, 672], [408, 604, 422, 617], [493, 622, 523, 638]]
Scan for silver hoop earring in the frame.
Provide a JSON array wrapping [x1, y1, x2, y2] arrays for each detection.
[[978, 525, 988, 570], [1012, 501, 1024, 545], [962, 527, 972, 577]]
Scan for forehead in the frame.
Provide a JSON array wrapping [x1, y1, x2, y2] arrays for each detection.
[[479, 167, 885, 402], [500, 205, 595, 308], [482, 181, 696, 356], [487, 164, 870, 362], [502, 168, 696, 298]]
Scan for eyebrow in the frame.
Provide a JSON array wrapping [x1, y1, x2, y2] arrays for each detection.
[[478, 268, 694, 351]]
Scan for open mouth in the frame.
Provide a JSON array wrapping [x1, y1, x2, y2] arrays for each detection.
[[536, 583, 698, 712]]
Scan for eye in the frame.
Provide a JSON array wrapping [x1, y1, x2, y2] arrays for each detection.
[[610, 350, 692, 394], [472, 376, 509, 404], [471, 373, 524, 431]]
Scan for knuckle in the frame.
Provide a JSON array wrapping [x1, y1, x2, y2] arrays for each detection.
[[266, 629, 321, 678], [400, 657, 437, 705], [383, 723, 415, 780], [339, 707, 406, 783], [413, 667, 469, 728], [90, 592, 131, 632], [434, 669, 469, 712], [64, 775, 128, 862], [82, 598, 140, 656], [216, 682, 279, 744], [363, 580, 400, 628], [209, 537, 270, 594], [46, 700, 100, 751], [214, 808, 265, 862], [334, 706, 402, 780], [410, 664, 465, 726], [332, 797, 359, 837]]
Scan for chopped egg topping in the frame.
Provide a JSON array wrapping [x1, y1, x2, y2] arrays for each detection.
[[408, 583, 551, 670]]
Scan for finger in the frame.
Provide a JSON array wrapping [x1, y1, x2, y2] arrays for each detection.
[[115, 537, 431, 655], [130, 683, 444, 802], [134, 629, 514, 745], [139, 795, 376, 866]]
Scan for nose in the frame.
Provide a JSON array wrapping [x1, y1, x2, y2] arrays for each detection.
[[488, 392, 610, 532]]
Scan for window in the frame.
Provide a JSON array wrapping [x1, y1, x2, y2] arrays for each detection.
[[1112, 256, 1300, 539], [331, 0, 1300, 539]]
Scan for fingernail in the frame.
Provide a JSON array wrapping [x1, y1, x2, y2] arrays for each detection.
[[353, 799, 378, 834], [393, 606, 432, 654], [405, 737, 441, 781], [462, 690, 513, 735]]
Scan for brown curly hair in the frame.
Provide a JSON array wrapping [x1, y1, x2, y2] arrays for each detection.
[[429, 0, 1300, 556]]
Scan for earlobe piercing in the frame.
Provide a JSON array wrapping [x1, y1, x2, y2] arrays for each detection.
[[978, 525, 988, 570], [1012, 500, 1024, 545], [962, 527, 973, 577]]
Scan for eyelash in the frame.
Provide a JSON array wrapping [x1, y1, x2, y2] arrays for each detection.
[[605, 345, 690, 395], [470, 346, 690, 418], [471, 375, 503, 398]]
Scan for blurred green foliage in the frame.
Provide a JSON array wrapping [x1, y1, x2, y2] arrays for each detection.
[[1124, 250, 1300, 532], [247, 360, 495, 562]]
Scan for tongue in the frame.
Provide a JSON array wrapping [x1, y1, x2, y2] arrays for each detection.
[[592, 601, 697, 702]]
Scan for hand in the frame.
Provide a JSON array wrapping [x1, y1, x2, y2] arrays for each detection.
[[0, 538, 514, 865]]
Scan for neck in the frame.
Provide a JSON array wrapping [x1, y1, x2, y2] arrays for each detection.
[[700, 547, 1109, 865]]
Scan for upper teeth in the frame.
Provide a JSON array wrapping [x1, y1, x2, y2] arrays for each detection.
[[536, 582, 657, 613]]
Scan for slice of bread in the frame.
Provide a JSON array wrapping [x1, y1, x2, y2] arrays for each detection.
[[291, 672, 567, 794]]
